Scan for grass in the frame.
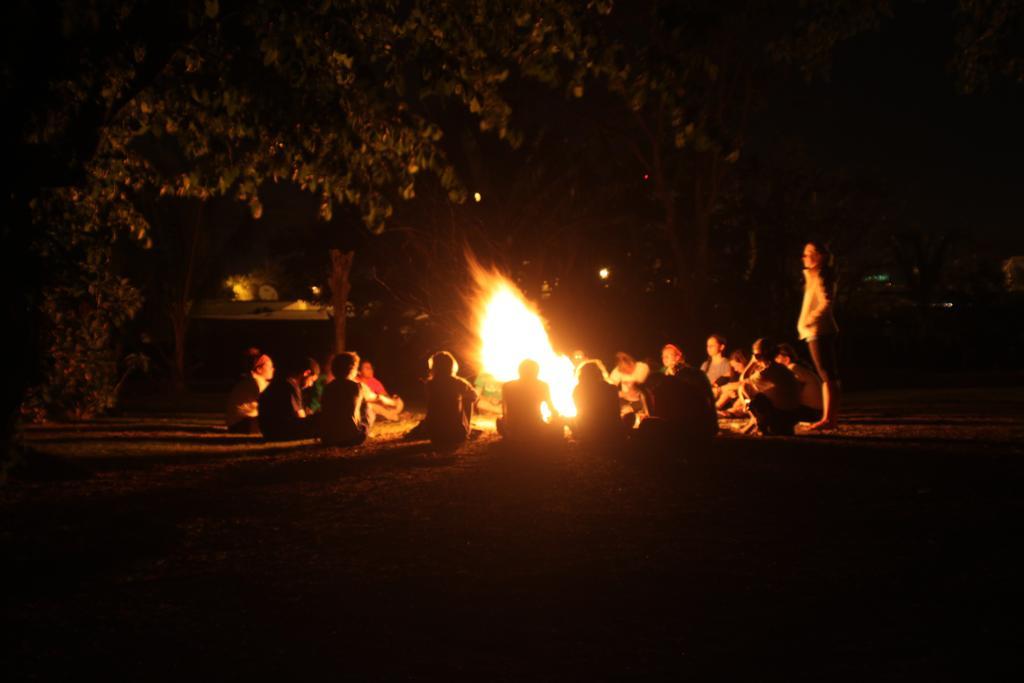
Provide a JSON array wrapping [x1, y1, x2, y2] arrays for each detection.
[[3, 387, 1024, 680]]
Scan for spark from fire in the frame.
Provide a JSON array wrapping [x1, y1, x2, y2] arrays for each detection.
[[471, 264, 577, 419]]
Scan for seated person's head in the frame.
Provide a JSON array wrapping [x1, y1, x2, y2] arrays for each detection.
[[517, 358, 541, 381], [706, 334, 727, 358], [728, 349, 749, 373], [751, 338, 777, 364], [331, 352, 360, 381], [661, 344, 684, 371], [359, 360, 375, 379], [615, 352, 636, 372], [277, 355, 319, 387], [251, 352, 274, 381], [429, 351, 458, 378], [775, 343, 798, 367], [301, 357, 320, 388], [576, 359, 608, 385]]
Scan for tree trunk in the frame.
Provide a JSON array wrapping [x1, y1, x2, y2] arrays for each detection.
[[167, 202, 203, 394], [1, 198, 39, 471], [329, 249, 355, 354], [169, 301, 191, 393]]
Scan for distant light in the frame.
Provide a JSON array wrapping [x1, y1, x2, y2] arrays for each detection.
[[473, 192, 482, 202], [310, 285, 322, 296], [642, 173, 649, 181], [598, 267, 610, 280]]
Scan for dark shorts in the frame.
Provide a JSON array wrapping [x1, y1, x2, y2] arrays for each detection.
[[807, 335, 840, 383]]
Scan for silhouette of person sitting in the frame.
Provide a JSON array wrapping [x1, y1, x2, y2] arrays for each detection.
[[571, 359, 625, 443], [423, 351, 478, 449], [319, 352, 369, 447], [639, 348, 718, 445], [257, 356, 319, 441], [497, 359, 561, 442]]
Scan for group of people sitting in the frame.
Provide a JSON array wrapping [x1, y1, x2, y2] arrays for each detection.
[[225, 348, 405, 444], [225, 329, 830, 452], [476, 333, 828, 442]]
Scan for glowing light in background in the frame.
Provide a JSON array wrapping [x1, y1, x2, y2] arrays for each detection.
[[470, 263, 577, 419], [598, 267, 610, 280], [225, 275, 255, 301], [473, 192, 482, 202]]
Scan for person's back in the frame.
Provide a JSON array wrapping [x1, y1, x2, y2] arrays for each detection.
[[320, 377, 367, 446], [751, 363, 801, 413], [572, 368, 622, 442], [258, 376, 307, 440], [501, 377, 551, 438], [426, 373, 477, 445], [652, 365, 718, 440]]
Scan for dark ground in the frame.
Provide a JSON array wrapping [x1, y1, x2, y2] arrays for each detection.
[[4, 388, 1024, 681]]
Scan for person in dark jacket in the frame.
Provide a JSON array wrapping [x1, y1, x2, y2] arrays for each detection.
[[257, 356, 319, 441], [319, 352, 368, 447], [742, 339, 802, 436], [497, 359, 561, 443], [571, 359, 625, 443], [423, 351, 478, 449], [641, 349, 718, 444]]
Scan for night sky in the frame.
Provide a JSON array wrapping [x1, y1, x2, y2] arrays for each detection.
[[767, 1, 1024, 255]]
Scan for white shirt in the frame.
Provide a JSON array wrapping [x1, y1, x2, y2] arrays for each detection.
[[798, 270, 839, 340], [609, 362, 650, 402]]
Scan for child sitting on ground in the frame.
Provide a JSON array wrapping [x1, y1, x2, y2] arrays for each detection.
[[740, 339, 802, 436], [257, 356, 319, 441], [497, 359, 561, 443], [422, 351, 478, 450], [714, 349, 751, 416], [775, 343, 824, 424], [357, 360, 404, 425], [572, 360, 625, 443], [319, 352, 370, 447]]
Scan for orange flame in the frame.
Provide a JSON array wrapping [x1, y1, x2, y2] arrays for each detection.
[[470, 263, 577, 419]]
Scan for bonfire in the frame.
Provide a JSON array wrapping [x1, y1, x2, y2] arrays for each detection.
[[471, 264, 577, 420]]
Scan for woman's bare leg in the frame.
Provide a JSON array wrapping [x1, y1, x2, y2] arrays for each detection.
[[809, 380, 839, 429]]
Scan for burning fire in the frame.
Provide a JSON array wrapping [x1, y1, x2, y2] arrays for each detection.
[[472, 266, 578, 419]]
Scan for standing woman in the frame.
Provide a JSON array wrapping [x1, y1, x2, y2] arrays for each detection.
[[798, 241, 840, 429]]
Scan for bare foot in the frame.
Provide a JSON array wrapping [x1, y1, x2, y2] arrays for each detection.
[[807, 420, 837, 431]]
